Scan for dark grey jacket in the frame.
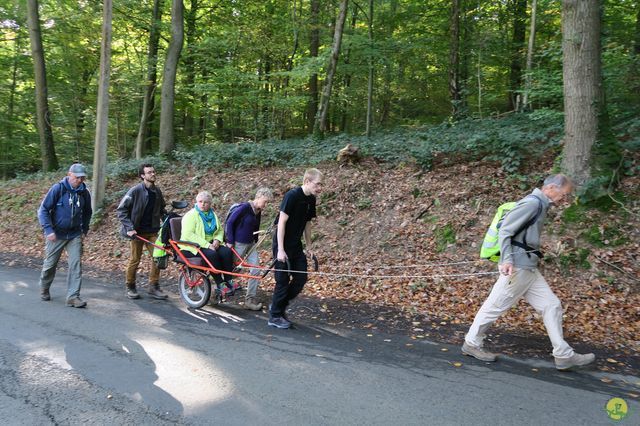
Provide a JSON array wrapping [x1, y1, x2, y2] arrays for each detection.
[[498, 188, 550, 269], [116, 183, 166, 237]]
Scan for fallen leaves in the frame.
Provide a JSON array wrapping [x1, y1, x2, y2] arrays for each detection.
[[2, 158, 639, 369]]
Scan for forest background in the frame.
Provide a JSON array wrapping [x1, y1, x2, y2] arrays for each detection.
[[0, 0, 639, 376]]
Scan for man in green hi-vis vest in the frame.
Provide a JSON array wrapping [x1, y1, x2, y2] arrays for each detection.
[[462, 174, 596, 371]]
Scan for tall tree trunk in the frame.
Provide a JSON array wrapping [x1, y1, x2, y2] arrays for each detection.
[[378, 0, 398, 126], [26, 0, 58, 171], [159, 0, 184, 156], [183, 0, 198, 138], [135, 0, 163, 159], [365, 0, 374, 137], [561, 0, 608, 188], [508, 0, 527, 111], [74, 69, 92, 162], [340, 4, 358, 132], [522, 0, 538, 111], [280, 0, 299, 138], [632, 1, 640, 100], [459, 0, 475, 115], [315, 0, 349, 134], [2, 34, 20, 178], [7, 32, 20, 141], [91, 0, 112, 212], [200, 66, 210, 141], [306, 0, 320, 133], [449, 0, 462, 119], [636, 1, 640, 56]]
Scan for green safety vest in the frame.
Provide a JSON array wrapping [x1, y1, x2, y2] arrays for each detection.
[[480, 201, 517, 262]]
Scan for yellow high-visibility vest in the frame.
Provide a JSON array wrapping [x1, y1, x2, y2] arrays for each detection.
[[480, 202, 517, 262]]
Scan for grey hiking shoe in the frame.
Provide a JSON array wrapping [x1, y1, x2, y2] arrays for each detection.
[[555, 352, 595, 371], [66, 297, 87, 308], [268, 316, 291, 329], [41, 288, 51, 301], [461, 342, 498, 362], [244, 297, 263, 311], [148, 284, 168, 300], [126, 285, 141, 300]]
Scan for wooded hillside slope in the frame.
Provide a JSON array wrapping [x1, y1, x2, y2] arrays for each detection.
[[1, 154, 638, 373]]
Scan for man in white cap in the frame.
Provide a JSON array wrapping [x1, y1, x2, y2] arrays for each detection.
[[37, 163, 93, 308]]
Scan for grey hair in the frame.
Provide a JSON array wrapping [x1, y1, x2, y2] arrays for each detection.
[[196, 191, 212, 202], [255, 187, 273, 200], [543, 174, 572, 188]]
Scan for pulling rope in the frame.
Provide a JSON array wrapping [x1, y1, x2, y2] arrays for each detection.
[[245, 266, 500, 280], [232, 249, 545, 281]]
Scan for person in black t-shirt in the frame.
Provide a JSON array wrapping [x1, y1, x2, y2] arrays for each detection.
[[268, 168, 322, 329]]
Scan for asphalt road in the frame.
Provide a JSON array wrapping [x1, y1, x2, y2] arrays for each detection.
[[0, 265, 638, 425]]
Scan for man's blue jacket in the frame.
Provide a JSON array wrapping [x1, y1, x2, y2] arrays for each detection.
[[37, 177, 92, 240]]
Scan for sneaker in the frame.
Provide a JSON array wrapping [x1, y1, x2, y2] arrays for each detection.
[[244, 297, 263, 311], [66, 297, 87, 308], [461, 342, 498, 362], [554, 352, 595, 371], [268, 316, 291, 329], [148, 284, 168, 300], [41, 288, 51, 301], [126, 285, 141, 300]]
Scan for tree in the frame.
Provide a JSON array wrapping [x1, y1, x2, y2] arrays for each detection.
[[306, 0, 320, 133], [449, 0, 462, 119], [365, 0, 374, 137], [91, 0, 112, 211], [135, 0, 163, 159], [182, 0, 199, 139], [522, 0, 538, 111], [159, 0, 184, 156], [561, 0, 618, 191], [508, 0, 527, 111], [26, 0, 58, 171], [315, 0, 349, 134]]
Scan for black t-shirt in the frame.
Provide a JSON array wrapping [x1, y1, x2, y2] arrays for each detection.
[[138, 187, 158, 233], [275, 186, 316, 252]]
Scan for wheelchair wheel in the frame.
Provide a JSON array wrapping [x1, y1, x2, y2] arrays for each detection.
[[178, 268, 211, 308]]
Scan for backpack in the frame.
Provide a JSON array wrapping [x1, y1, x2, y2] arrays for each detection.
[[480, 195, 543, 262], [152, 211, 181, 269], [224, 202, 250, 241]]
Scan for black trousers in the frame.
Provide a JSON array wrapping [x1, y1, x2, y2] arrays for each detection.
[[184, 246, 234, 285], [269, 250, 308, 318]]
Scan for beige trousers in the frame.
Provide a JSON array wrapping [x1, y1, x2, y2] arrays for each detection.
[[465, 268, 574, 359]]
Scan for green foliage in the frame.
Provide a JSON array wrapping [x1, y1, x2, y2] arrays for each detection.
[[174, 112, 563, 173], [1, 0, 638, 178], [434, 223, 456, 252], [106, 156, 174, 180], [555, 248, 591, 271], [580, 224, 628, 248], [561, 203, 586, 224]]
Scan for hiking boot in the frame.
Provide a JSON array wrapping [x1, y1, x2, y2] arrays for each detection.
[[461, 342, 498, 362], [66, 297, 87, 308], [244, 297, 263, 311], [268, 316, 291, 329], [148, 284, 168, 300], [126, 285, 141, 300], [41, 288, 51, 301], [555, 352, 595, 371]]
